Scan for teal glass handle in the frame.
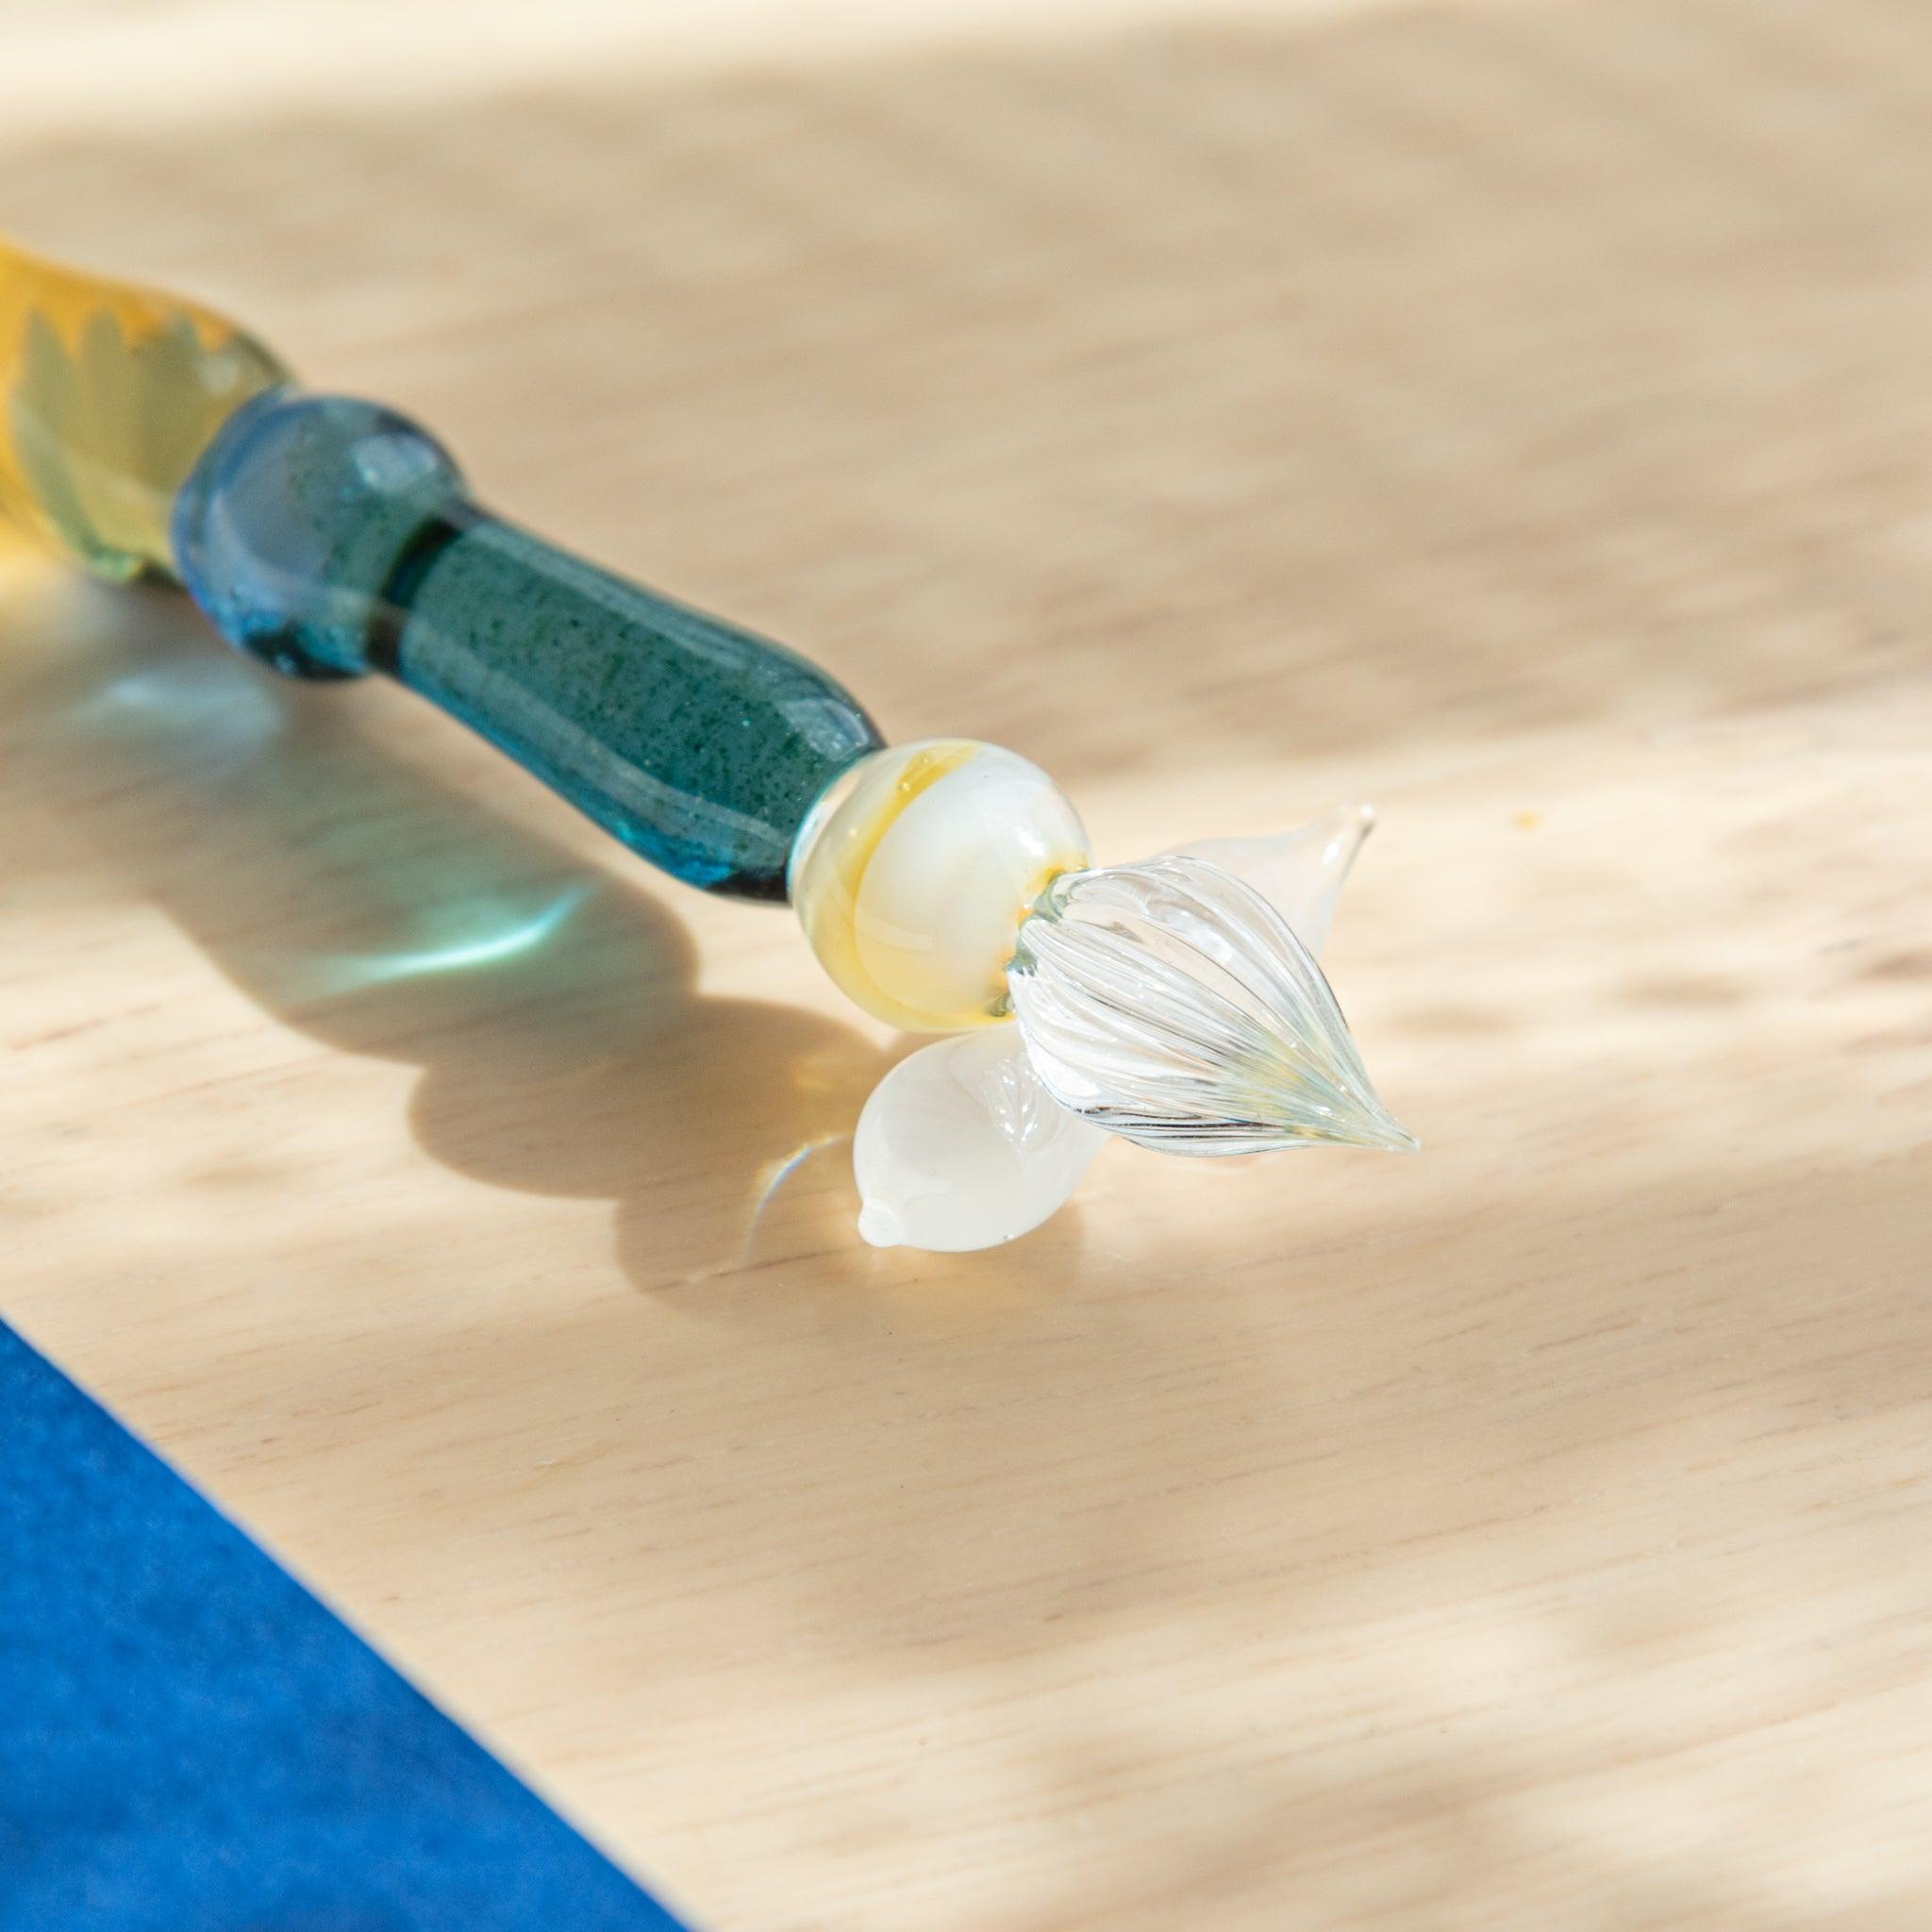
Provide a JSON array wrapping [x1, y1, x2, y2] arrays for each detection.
[[171, 390, 884, 899]]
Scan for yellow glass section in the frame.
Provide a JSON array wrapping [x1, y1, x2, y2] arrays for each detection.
[[0, 237, 289, 581], [791, 739, 1093, 1032]]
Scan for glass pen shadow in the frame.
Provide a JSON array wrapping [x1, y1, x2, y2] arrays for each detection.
[[8, 566, 940, 1306]]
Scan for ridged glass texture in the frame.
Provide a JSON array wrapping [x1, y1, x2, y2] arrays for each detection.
[[1008, 856, 1415, 1157], [172, 390, 883, 899]]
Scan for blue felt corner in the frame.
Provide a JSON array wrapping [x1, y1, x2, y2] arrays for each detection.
[[0, 1321, 692, 1932]]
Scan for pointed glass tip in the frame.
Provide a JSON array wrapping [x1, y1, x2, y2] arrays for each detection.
[[1008, 854, 1414, 1159], [1341, 1108, 1421, 1156]]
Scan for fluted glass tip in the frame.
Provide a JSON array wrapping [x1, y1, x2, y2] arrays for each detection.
[[1008, 855, 1415, 1158]]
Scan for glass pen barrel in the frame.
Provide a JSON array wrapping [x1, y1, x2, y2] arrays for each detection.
[[0, 237, 287, 579], [171, 391, 883, 899], [0, 239, 883, 900]]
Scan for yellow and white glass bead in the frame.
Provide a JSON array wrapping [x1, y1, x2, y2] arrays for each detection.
[[789, 738, 1092, 1033]]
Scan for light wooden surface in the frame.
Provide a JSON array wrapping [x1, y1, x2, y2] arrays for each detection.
[[6, 1, 1932, 1925]]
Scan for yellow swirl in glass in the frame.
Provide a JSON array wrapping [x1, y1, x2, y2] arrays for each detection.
[[790, 740, 1092, 1030], [0, 237, 289, 580]]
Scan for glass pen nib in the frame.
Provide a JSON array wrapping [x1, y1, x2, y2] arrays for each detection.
[[1008, 853, 1415, 1158], [852, 808, 1414, 1254]]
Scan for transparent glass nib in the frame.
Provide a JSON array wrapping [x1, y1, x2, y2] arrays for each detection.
[[1007, 855, 1416, 1158]]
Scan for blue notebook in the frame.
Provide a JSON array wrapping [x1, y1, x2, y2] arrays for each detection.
[[0, 1321, 691, 1931]]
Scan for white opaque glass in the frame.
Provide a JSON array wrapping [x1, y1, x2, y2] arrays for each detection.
[[854, 1026, 1105, 1251], [1171, 801, 1375, 958]]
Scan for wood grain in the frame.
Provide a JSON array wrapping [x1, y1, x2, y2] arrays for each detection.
[[5, 1, 1932, 1925]]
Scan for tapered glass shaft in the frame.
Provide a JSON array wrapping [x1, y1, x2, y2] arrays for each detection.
[[171, 390, 882, 899]]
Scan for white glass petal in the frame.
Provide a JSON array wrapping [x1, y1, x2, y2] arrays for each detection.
[[1007, 855, 1415, 1158], [854, 1026, 1106, 1251], [1169, 801, 1374, 958]]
